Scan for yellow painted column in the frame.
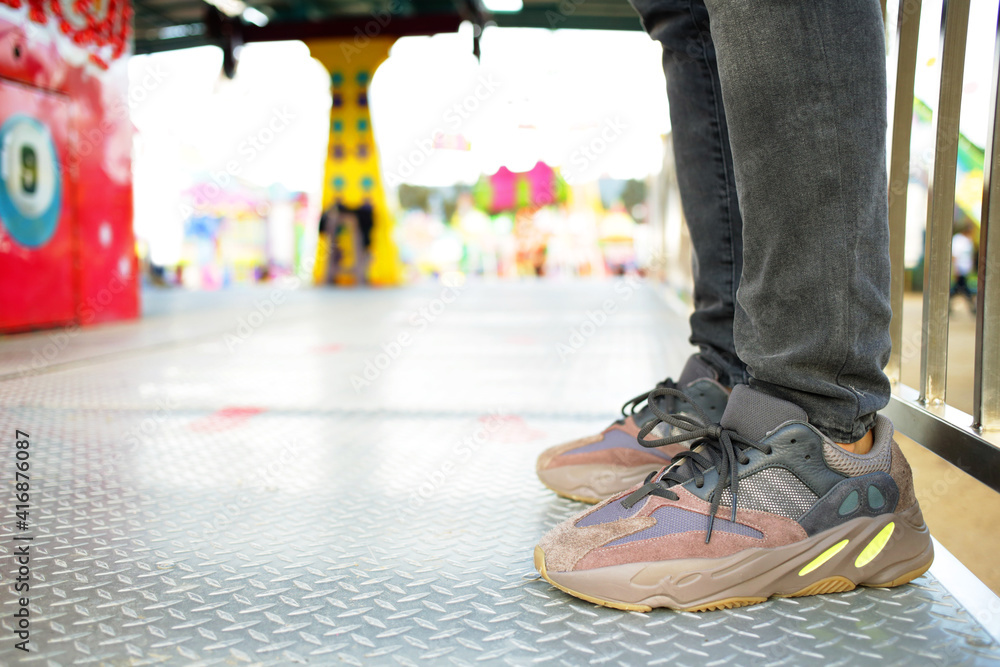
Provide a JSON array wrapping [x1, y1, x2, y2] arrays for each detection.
[[306, 37, 403, 286]]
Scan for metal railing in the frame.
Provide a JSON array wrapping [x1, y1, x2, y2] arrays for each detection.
[[882, 0, 1000, 492]]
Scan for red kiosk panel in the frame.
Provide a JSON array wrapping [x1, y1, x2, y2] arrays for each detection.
[[0, 78, 75, 331]]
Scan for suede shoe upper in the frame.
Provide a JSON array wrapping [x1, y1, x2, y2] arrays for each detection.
[[539, 385, 912, 573]]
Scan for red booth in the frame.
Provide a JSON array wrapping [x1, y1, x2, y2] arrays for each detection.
[[0, 0, 137, 332]]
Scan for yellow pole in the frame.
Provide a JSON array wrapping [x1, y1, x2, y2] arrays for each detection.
[[306, 37, 403, 286]]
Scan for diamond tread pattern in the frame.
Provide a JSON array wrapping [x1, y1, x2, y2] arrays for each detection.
[[0, 283, 996, 666]]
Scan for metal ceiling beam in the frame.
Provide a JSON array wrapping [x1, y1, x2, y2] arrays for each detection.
[[131, 0, 644, 54], [490, 9, 641, 30], [240, 12, 464, 41]]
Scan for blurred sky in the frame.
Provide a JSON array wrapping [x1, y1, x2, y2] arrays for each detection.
[[370, 25, 670, 186], [130, 26, 670, 191], [909, 0, 999, 148], [128, 27, 669, 262], [129, 7, 1000, 264]]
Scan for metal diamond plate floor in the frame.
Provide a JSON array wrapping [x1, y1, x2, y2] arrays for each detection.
[[1, 281, 999, 666]]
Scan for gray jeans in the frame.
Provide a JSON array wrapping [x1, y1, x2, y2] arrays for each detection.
[[629, 0, 892, 443]]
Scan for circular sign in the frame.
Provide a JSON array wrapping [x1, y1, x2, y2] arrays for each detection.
[[0, 114, 62, 248]]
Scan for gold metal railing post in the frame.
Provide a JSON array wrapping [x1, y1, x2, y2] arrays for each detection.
[[919, 0, 971, 406], [886, 0, 922, 385], [974, 12, 1000, 431]]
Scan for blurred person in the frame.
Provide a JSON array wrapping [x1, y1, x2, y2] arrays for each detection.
[[534, 0, 933, 611], [598, 203, 638, 275], [491, 213, 519, 278], [453, 193, 498, 277], [566, 206, 608, 278], [514, 209, 549, 277], [429, 221, 465, 276], [951, 222, 977, 313], [318, 203, 372, 286], [539, 206, 573, 278]]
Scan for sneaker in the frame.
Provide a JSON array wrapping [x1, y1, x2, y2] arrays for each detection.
[[536, 355, 730, 504], [534, 385, 934, 611]]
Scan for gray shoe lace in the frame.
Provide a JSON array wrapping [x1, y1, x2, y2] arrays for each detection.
[[620, 387, 772, 544], [620, 378, 678, 417]]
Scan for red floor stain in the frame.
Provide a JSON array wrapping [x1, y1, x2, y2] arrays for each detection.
[[189, 407, 267, 432], [479, 414, 547, 443], [506, 336, 537, 346]]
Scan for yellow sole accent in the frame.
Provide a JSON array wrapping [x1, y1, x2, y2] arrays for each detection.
[[855, 522, 895, 568], [783, 576, 856, 597], [534, 546, 652, 612], [799, 539, 850, 577], [681, 597, 767, 612]]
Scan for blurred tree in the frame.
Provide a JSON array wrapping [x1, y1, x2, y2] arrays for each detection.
[[622, 179, 647, 220], [398, 184, 430, 212]]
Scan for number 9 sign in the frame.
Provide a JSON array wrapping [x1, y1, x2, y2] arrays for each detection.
[[0, 115, 62, 248]]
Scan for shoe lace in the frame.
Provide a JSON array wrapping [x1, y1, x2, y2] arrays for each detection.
[[620, 387, 772, 543], [620, 378, 678, 417]]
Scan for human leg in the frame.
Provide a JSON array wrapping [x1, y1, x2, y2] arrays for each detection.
[[627, 0, 746, 386], [706, 0, 892, 443], [534, 0, 931, 610], [533, 0, 749, 504]]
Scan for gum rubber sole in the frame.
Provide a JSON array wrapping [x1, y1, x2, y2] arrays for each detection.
[[535, 545, 653, 612], [867, 559, 934, 588], [537, 481, 603, 505], [535, 545, 770, 612], [535, 545, 934, 613], [533, 506, 935, 612]]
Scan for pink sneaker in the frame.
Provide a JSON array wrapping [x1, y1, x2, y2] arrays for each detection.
[[535, 385, 933, 611], [536, 355, 730, 503]]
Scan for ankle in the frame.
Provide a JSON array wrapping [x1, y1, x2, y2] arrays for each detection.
[[836, 429, 873, 455]]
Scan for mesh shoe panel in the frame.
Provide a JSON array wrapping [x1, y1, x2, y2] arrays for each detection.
[[718, 467, 818, 520], [576, 497, 648, 527]]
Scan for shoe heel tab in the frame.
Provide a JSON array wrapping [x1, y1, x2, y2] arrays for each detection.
[[889, 439, 918, 511], [820, 419, 894, 478]]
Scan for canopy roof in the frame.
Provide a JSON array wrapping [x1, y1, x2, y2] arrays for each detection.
[[134, 0, 642, 54]]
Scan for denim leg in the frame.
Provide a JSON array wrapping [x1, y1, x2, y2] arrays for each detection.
[[703, 0, 892, 442], [628, 0, 746, 387]]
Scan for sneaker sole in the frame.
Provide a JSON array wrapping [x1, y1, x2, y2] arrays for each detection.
[[535, 502, 933, 612], [538, 463, 664, 505]]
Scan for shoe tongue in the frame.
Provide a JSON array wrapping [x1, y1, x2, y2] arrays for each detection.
[[655, 384, 808, 488], [678, 354, 719, 386], [642, 355, 719, 418], [719, 385, 808, 441]]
